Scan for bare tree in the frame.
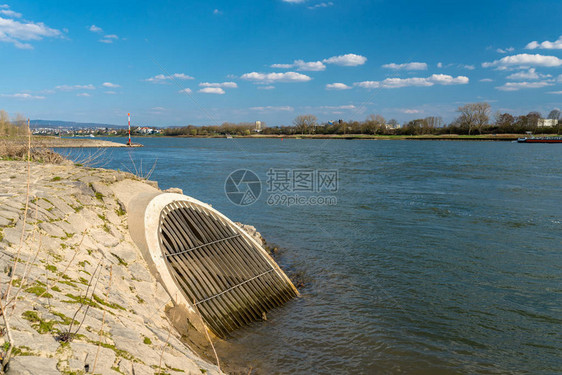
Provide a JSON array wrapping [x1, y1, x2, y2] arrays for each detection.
[[456, 102, 491, 135], [547, 109, 560, 120], [293, 115, 318, 135], [0, 110, 9, 136]]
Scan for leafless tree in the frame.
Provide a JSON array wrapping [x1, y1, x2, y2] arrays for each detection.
[[547, 109, 560, 120], [293, 114, 318, 134], [456, 102, 491, 135]]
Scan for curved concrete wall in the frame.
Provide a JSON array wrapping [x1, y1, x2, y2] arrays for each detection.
[[127, 192, 298, 337]]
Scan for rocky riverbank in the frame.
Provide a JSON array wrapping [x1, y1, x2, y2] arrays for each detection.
[[0, 160, 223, 375]]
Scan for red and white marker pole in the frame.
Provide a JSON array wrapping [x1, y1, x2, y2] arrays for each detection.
[[127, 113, 131, 146]]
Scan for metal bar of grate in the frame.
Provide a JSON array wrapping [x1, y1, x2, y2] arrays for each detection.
[[158, 200, 298, 338], [164, 234, 242, 259]]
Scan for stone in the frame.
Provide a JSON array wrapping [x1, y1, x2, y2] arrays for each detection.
[[68, 342, 116, 375], [164, 187, 183, 194], [128, 262, 152, 282], [11, 330, 59, 353], [39, 222, 67, 239], [7, 356, 60, 375]]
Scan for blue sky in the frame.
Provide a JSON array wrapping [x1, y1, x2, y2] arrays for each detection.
[[1, 0, 562, 127]]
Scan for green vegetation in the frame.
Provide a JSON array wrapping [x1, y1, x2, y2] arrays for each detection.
[[51, 176, 61, 181], [95, 192, 104, 201], [143, 336, 152, 345], [92, 293, 126, 310], [24, 283, 53, 298], [111, 252, 128, 266], [46, 264, 57, 273], [50, 310, 79, 326], [157, 104, 561, 137], [22, 310, 57, 334], [87, 340, 134, 361]]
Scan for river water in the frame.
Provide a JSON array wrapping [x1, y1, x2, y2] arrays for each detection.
[[61, 138, 561, 374]]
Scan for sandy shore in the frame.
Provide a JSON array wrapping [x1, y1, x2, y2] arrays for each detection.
[[33, 137, 143, 148]]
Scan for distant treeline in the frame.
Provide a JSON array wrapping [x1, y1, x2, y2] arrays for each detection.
[[161, 103, 561, 136]]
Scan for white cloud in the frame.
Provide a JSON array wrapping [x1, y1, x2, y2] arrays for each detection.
[[240, 71, 312, 83], [145, 73, 195, 83], [525, 36, 562, 50], [198, 87, 225, 94], [496, 47, 514, 54], [326, 83, 351, 90], [323, 53, 367, 66], [0, 93, 45, 99], [178, 88, 192, 94], [282, 0, 306, 3], [56, 84, 95, 91], [318, 105, 356, 110], [213, 9, 222, 15], [199, 82, 238, 88], [479, 78, 493, 82], [250, 106, 294, 112], [104, 91, 116, 95], [0, 9, 21, 18], [496, 81, 553, 91], [461, 65, 475, 70], [355, 74, 469, 89], [429, 74, 469, 85], [100, 34, 118, 43], [401, 109, 422, 114], [271, 59, 325, 71], [89, 24, 103, 33], [294, 60, 325, 71], [257, 85, 275, 90], [547, 91, 562, 94], [152, 106, 166, 111], [382, 62, 427, 70], [506, 68, 551, 80], [308, 2, 333, 10], [482, 53, 562, 69], [76, 93, 91, 97], [0, 12, 61, 49], [102, 82, 120, 88]]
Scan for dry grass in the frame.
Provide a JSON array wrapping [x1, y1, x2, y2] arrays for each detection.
[[0, 137, 65, 164]]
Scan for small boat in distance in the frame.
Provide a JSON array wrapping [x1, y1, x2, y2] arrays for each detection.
[[226, 134, 233, 139], [517, 137, 562, 143], [517, 132, 562, 143]]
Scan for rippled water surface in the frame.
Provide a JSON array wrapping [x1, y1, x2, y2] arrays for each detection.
[[63, 138, 561, 374]]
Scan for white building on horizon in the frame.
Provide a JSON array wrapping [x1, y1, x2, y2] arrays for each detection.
[[537, 118, 558, 127]]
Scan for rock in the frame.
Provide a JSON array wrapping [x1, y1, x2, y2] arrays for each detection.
[[68, 342, 116, 375], [11, 330, 59, 353], [7, 356, 60, 375], [39, 222, 67, 239], [0, 161, 226, 375], [164, 187, 183, 194]]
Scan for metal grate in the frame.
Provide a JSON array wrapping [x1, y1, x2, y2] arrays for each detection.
[[158, 200, 297, 338]]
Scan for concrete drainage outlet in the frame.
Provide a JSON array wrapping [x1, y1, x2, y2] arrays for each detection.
[[128, 192, 299, 338]]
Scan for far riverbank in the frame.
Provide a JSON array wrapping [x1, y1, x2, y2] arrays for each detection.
[[95, 133, 555, 141]]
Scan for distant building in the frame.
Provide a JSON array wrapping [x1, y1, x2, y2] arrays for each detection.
[[254, 121, 262, 132], [538, 118, 558, 127], [135, 127, 160, 134], [385, 122, 401, 129]]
